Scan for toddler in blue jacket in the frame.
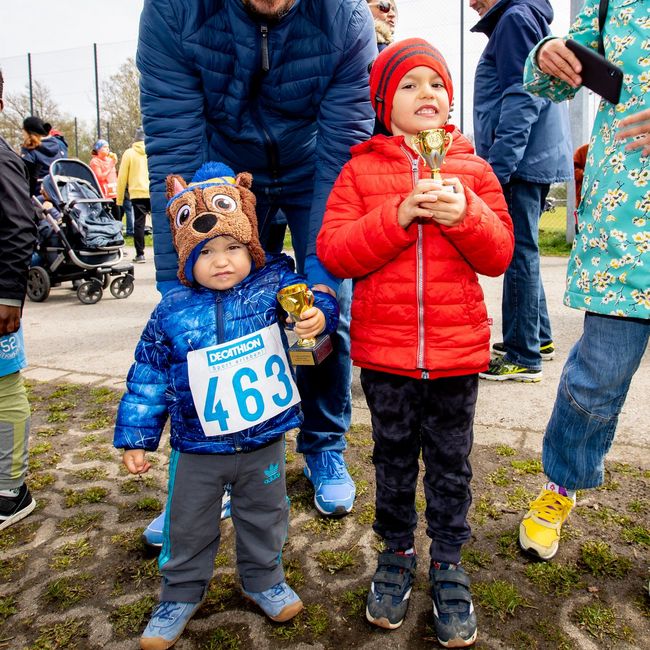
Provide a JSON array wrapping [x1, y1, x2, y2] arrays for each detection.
[[113, 162, 338, 650]]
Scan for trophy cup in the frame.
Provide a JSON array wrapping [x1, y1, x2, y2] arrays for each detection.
[[411, 128, 453, 183], [277, 283, 333, 366]]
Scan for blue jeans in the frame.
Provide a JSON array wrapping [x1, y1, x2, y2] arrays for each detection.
[[123, 197, 135, 235], [501, 180, 552, 370], [257, 192, 351, 454], [543, 312, 649, 490]]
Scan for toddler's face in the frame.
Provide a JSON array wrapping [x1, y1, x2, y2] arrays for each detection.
[[193, 235, 252, 291], [390, 66, 450, 138]]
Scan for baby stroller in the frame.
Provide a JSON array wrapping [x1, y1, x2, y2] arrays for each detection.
[[27, 158, 135, 304]]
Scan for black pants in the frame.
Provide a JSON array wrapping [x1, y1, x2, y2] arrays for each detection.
[[360, 369, 478, 565], [132, 198, 151, 257]]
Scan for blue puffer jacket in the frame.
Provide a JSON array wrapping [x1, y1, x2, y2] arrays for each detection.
[[471, 0, 572, 185], [137, 0, 377, 291], [114, 254, 339, 454]]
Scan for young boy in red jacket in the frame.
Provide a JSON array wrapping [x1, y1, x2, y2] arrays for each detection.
[[318, 38, 514, 647]]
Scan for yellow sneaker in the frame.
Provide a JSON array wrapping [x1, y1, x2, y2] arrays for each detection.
[[519, 488, 574, 560]]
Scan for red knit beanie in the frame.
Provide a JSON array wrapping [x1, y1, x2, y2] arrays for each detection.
[[369, 38, 453, 133]]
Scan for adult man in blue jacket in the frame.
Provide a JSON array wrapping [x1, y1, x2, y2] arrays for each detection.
[[136, 0, 376, 533], [470, 0, 572, 382]]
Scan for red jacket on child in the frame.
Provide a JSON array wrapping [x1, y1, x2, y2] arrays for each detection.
[[317, 129, 514, 380]]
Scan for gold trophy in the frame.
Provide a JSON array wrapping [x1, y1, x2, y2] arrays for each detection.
[[411, 128, 453, 183], [277, 283, 333, 366]]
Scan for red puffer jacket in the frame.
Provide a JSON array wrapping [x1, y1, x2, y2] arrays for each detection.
[[317, 130, 514, 380]]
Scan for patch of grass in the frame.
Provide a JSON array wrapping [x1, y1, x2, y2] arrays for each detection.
[[510, 459, 543, 475], [486, 467, 511, 487], [339, 586, 367, 617], [77, 447, 114, 461], [305, 603, 328, 636], [29, 618, 88, 650], [596, 476, 620, 491], [203, 573, 237, 613], [495, 527, 520, 561], [0, 521, 38, 551], [90, 386, 120, 404], [356, 503, 375, 525], [355, 478, 369, 498], [70, 467, 108, 481], [505, 486, 535, 511], [120, 475, 157, 494], [34, 426, 64, 438], [576, 504, 630, 527], [270, 612, 304, 641], [579, 540, 631, 578], [533, 619, 574, 650], [0, 594, 17, 621], [302, 516, 344, 537], [42, 574, 93, 610], [28, 452, 61, 472], [621, 524, 650, 546], [525, 562, 583, 596], [29, 472, 56, 491], [473, 579, 528, 620], [47, 400, 76, 413], [0, 553, 27, 581], [415, 494, 426, 513], [285, 450, 297, 465], [57, 512, 103, 534], [81, 407, 113, 430], [199, 627, 242, 650], [110, 595, 157, 636], [30, 441, 52, 456], [611, 462, 642, 477], [49, 538, 94, 570], [473, 495, 501, 524], [495, 444, 516, 457], [460, 548, 492, 571], [49, 384, 81, 399], [115, 558, 161, 588], [133, 497, 163, 512], [64, 486, 109, 507], [46, 410, 70, 423], [539, 228, 572, 256], [214, 552, 229, 568], [315, 548, 357, 574], [284, 558, 305, 590], [572, 601, 633, 642], [347, 423, 372, 447], [110, 528, 146, 553], [627, 499, 648, 514], [509, 631, 538, 649]]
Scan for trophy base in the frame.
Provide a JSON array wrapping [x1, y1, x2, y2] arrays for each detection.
[[288, 334, 333, 366]]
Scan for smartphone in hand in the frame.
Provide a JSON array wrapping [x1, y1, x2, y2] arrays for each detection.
[[565, 39, 623, 105]]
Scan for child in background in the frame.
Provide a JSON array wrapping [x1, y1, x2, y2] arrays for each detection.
[[114, 162, 338, 650], [318, 38, 514, 647], [89, 139, 120, 221]]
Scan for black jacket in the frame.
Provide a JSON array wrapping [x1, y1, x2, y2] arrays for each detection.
[[0, 136, 36, 303]]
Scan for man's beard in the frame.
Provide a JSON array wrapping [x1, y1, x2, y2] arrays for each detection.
[[241, 0, 295, 23]]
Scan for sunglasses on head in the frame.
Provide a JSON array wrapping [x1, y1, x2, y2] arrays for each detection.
[[371, 1, 395, 13]]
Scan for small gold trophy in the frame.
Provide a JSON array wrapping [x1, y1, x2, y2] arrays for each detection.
[[411, 128, 453, 181], [277, 283, 333, 366]]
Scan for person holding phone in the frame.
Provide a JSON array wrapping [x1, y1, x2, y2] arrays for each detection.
[[518, 0, 650, 561]]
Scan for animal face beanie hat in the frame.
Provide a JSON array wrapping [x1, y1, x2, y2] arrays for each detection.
[[165, 161, 266, 286], [369, 38, 453, 133]]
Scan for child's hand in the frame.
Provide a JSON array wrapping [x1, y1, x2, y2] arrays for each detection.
[[293, 306, 326, 339], [418, 178, 467, 227], [398, 179, 445, 228], [123, 449, 151, 475]]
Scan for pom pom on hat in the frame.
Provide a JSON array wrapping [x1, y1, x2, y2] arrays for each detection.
[[23, 116, 49, 136], [369, 38, 453, 133]]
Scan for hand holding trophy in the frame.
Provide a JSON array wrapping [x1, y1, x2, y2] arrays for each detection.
[[277, 283, 333, 365], [412, 128, 454, 187]]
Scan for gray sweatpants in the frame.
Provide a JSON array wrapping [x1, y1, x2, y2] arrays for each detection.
[[159, 438, 288, 603]]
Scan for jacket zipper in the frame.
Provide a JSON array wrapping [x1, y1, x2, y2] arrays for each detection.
[[260, 25, 270, 72], [401, 146, 428, 377]]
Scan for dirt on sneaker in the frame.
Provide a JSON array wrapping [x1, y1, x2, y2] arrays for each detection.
[[0, 380, 648, 650]]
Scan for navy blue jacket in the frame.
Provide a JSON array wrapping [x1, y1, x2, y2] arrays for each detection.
[[471, 0, 572, 185], [20, 136, 68, 196], [137, 0, 377, 291], [113, 254, 339, 455]]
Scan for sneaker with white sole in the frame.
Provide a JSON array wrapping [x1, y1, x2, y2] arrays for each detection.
[[492, 341, 555, 361], [140, 600, 202, 650], [479, 357, 542, 382], [242, 581, 303, 622], [519, 485, 575, 560], [303, 451, 355, 516], [0, 484, 36, 531]]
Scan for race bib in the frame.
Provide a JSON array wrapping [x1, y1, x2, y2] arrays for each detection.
[[0, 327, 27, 377], [187, 324, 299, 437]]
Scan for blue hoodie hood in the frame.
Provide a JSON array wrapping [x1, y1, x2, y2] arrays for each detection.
[[471, 0, 554, 37]]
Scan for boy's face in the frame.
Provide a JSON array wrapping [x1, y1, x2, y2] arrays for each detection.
[[193, 235, 252, 291], [390, 67, 450, 139]]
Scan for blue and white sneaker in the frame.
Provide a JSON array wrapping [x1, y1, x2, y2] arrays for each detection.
[[141, 485, 232, 555], [242, 581, 303, 622], [303, 451, 355, 516], [140, 600, 202, 650]]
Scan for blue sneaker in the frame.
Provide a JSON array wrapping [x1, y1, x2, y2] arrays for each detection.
[[303, 451, 355, 516], [430, 564, 477, 647], [142, 486, 232, 556], [242, 581, 303, 622], [366, 549, 417, 629], [140, 600, 202, 650]]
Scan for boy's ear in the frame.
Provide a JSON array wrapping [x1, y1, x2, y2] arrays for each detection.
[[235, 172, 253, 189], [166, 174, 187, 200]]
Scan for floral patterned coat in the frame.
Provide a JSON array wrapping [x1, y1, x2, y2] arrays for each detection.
[[524, 0, 649, 319]]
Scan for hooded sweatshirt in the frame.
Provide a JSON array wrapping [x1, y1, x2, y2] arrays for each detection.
[[116, 140, 150, 205]]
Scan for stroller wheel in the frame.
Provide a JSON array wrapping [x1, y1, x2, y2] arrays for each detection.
[[27, 267, 51, 302], [77, 279, 103, 304], [110, 275, 135, 299]]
